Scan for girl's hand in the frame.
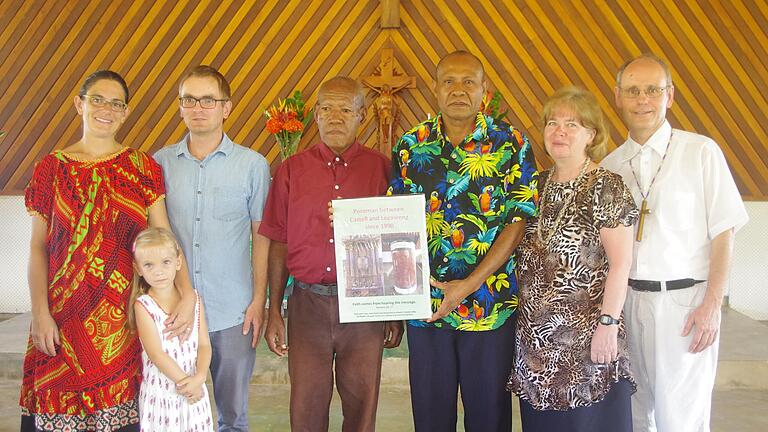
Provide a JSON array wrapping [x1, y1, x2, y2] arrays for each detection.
[[176, 373, 206, 399], [183, 384, 204, 405]]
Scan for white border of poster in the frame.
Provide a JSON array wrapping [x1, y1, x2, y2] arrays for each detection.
[[332, 194, 431, 323]]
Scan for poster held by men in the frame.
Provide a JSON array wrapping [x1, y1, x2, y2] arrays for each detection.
[[333, 194, 431, 323]]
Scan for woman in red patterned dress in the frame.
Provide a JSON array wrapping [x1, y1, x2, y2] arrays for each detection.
[[20, 71, 195, 431]]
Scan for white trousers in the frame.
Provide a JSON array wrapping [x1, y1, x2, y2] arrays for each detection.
[[625, 281, 719, 432]]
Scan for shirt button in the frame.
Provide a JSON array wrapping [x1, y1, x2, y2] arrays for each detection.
[[344, 163, 348, 167], [196, 218, 200, 221], [194, 243, 199, 247], [329, 238, 334, 243], [195, 270, 200, 274], [199, 164, 204, 168], [443, 257, 448, 263], [335, 157, 340, 162], [197, 191, 202, 194], [327, 162, 331, 166], [334, 185, 340, 190], [326, 266, 331, 272], [451, 154, 457, 159], [446, 203, 452, 209], [449, 179, 454, 184]]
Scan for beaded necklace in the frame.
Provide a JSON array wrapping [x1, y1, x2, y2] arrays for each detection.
[[536, 157, 590, 247]]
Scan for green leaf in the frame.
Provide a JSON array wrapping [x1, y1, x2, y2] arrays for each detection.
[[456, 214, 487, 231]]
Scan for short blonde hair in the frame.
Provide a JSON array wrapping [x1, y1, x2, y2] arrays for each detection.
[[541, 86, 608, 160]]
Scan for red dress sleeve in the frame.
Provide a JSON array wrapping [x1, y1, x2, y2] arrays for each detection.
[[135, 150, 166, 208], [24, 154, 58, 222]]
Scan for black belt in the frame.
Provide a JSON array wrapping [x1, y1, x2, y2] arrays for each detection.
[[295, 280, 338, 296], [628, 278, 705, 292]]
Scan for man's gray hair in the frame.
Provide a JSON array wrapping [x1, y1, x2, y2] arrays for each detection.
[[317, 76, 366, 110]]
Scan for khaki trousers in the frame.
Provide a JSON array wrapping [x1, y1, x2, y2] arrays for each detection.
[[625, 281, 718, 432]]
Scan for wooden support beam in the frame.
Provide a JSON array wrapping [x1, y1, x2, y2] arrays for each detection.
[[381, 0, 399, 28]]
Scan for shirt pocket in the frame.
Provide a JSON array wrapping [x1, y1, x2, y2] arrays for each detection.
[[213, 186, 248, 221], [658, 192, 693, 231]]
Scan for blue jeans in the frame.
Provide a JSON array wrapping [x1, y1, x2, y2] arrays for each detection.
[[209, 324, 257, 432]]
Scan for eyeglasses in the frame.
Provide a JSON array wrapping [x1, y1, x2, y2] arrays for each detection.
[[80, 95, 128, 112], [179, 96, 229, 109], [618, 86, 671, 99]]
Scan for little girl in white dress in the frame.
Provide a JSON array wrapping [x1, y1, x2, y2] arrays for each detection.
[[129, 227, 213, 431]]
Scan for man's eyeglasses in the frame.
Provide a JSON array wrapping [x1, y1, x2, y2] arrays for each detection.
[[179, 96, 229, 109], [619, 86, 672, 99], [80, 95, 128, 112]]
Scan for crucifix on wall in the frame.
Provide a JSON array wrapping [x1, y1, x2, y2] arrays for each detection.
[[362, 48, 415, 154]]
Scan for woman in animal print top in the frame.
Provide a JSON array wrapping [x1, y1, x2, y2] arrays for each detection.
[[507, 86, 638, 432]]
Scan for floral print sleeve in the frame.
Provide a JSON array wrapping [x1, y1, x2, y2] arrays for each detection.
[[388, 113, 538, 331]]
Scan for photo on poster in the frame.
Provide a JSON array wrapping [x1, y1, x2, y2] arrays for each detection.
[[340, 232, 424, 298]]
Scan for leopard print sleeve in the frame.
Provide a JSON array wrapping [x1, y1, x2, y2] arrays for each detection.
[[591, 169, 639, 229]]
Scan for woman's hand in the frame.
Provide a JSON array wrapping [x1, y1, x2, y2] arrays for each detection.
[[31, 310, 59, 356], [590, 323, 618, 364], [164, 291, 195, 341]]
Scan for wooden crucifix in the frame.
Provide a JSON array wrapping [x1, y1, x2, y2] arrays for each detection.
[[636, 199, 651, 242], [362, 48, 416, 154]]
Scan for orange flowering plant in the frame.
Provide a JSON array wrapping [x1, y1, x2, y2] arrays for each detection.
[[265, 90, 312, 161], [479, 90, 509, 123]]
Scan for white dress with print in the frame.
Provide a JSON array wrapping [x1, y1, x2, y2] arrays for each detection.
[[137, 294, 213, 431]]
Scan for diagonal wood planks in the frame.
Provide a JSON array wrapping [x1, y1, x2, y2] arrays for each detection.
[[0, 0, 765, 199]]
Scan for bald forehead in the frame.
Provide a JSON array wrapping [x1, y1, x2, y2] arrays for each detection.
[[617, 56, 672, 86], [436, 52, 484, 77], [622, 59, 667, 84]]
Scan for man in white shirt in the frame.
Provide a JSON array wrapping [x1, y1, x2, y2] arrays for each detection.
[[601, 54, 749, 432]]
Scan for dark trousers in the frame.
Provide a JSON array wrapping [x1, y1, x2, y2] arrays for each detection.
[[287, 286, 385, 432], [407, 319, 516, 432], [519, 378, 634, 432]]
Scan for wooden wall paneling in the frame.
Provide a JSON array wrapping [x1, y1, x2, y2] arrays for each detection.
[[237, 1, 381, 162], [122, 2, 221, 153], [1, 1, 105, 188], [6, 0, 147, 190], [638, 1, 764, 196], [0, 0, 79, 164], [223, 0, 313, 157], [461, 2, 545, 124], [1, 0, 767, 198], [653, 1, 768, 195]]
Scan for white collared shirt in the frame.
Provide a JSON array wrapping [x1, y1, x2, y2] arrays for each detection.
[[601, 120, 748, 280]]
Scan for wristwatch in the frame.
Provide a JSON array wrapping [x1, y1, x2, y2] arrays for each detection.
[[598, 314, 620, 325]]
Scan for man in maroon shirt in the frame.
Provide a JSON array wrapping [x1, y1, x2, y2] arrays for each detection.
[[259, 76, 404, 432]]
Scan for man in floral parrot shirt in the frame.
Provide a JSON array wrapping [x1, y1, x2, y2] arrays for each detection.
[[388, 51, 538, 431]]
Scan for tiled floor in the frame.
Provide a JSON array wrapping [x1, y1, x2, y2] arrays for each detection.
[[1, 380, 766, 431]]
